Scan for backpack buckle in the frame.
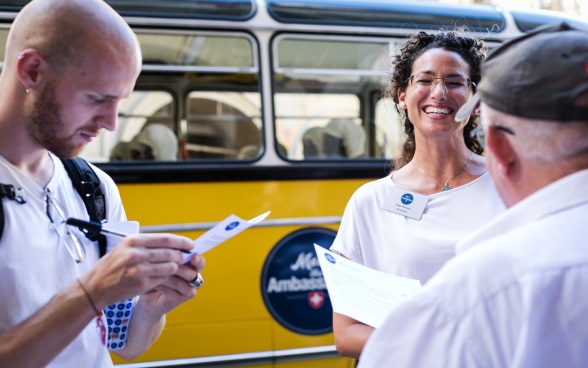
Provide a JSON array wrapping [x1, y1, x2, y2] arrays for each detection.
[[0, 184, 27, 204], [14, 187, 27, 204]]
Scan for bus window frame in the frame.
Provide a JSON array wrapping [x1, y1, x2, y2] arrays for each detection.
[[97, 27, 265, 164], [271, 32, 404, 162], [135, 28, 260, 73]]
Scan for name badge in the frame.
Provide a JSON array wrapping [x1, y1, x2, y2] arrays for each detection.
[[383, 186, 428, 220]]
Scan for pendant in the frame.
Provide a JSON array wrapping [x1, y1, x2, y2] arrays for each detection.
[[443, 185, 451, 191]]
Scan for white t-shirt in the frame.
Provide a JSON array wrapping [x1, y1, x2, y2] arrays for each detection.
[[0, 153, 125, 367], [358, 169, 588, 368], [331, 172, 505, 284]]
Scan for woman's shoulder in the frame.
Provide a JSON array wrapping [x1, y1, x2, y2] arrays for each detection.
[[354, 175, 391, 195]]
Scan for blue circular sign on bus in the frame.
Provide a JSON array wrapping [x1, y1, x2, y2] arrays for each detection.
[[261, 227, 336, 335]]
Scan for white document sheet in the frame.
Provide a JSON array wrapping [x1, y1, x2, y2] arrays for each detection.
[[313, 244, 422, 328], [182, 210, 271, 264], [103, 221, 140, 253]]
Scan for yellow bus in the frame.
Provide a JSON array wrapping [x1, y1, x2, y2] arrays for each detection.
[[0, 0, 586, 367]]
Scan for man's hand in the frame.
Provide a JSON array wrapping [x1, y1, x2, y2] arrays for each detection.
[[138, 253, 207, 317], [79, 233, 201, 310]]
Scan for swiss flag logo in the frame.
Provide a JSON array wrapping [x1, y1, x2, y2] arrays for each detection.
[[308, 291, 325, 309]]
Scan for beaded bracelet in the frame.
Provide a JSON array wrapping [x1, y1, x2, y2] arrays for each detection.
[[77, 278, 106, 345]]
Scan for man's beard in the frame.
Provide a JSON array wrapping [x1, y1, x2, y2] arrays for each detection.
[[25, 82, 85, 158]]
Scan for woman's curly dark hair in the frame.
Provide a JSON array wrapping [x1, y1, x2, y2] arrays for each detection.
[[386, 30, 487, 169]]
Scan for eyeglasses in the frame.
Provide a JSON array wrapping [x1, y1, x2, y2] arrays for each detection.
[[408, 74, 476, 92], [470, 124, 515, 150], [46, 193, 87, 263]]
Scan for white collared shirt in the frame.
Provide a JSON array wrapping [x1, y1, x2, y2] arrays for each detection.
[[358, 169, 588, 368]]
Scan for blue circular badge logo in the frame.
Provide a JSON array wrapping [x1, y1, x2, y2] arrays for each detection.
[[325, 253, 336, 264], [261, 227, 336, 335], [401, 193, 414, 205], [225, 221, 239, 231]]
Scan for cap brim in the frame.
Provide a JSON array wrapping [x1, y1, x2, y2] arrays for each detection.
[[455, 93, 481, 123]]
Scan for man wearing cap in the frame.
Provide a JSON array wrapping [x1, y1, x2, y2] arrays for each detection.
[[357, 22, 588, 368]]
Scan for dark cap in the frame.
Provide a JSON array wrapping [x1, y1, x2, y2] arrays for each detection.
[[456, 22, 588, 123]]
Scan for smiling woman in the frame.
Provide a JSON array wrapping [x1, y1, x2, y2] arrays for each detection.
[[329, 30, 507, 359], [0, 0, 585, 367]]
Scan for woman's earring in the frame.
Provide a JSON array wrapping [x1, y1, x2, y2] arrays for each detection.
[[25, 88, 30, 94], [399, 102, 406, 109]]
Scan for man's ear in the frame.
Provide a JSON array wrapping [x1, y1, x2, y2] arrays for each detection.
[[15, 49, 45, 91], [485, 126, 516, 178]]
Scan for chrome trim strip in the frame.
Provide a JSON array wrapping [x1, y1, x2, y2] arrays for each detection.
[[275, 67, 388, 77], [141, 65, 258, 73], [115, 345, 339, 367], [140, 216, 342, 233]]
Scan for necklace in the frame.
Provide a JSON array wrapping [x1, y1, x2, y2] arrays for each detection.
[[411, 152, 474, 191]]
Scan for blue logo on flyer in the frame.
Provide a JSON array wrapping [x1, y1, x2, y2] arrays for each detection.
[[225, 221, 239, 231], [261, 228, 336, 335], [401, 193, 414, 205], [324, 253, 336, 264]]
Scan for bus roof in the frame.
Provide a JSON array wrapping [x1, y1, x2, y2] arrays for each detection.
[[266, 0, 506, 33], [0, 0, 258, 21], [0, 0, 586, 34]]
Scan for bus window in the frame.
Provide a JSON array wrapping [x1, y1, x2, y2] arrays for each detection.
[[275, 93, 360, 160], [82, 30, 261, 162], [116, 92, 176, 161], [85, 90, 176, 162], [139, 33, 255, 68], [375, 97, 404, 160], [185, 91, 262, 160], [273, 34, 401, 161]]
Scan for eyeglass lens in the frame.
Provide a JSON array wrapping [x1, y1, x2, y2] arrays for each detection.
[[46, 194, 86, 263], [410, 73, 473, 91]]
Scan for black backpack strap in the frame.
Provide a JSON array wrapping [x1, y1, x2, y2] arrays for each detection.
[[0, 184, 27, 241], [60, 157, 108, 257]]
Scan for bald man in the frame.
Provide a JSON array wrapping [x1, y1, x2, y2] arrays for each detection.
[[0, 1, 205, 366]]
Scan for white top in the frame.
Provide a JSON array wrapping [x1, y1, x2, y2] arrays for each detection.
[[0, 153, 125, 367], [330, 172, 505, 284], [358, 169, 588, 368]]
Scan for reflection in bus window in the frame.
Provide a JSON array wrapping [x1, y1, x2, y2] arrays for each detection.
[[375, 98, 404, 160], [301, 118, 366, 159], [185, 91, 261, 159], [138, 33, 254, 68], [84, 90, 175, 162], [273, 35, 403, 161], [275, 93, 360, 160], [110, 123, 179, 161]]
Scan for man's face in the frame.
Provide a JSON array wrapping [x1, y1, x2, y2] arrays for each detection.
[[25, 81, 86, 158], [25, 43, 141, 158]]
